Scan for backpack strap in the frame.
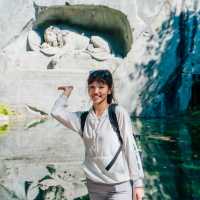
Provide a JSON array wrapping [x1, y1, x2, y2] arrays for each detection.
[[105, 103, 123, 171], [108, 104, 123, 145], [80, 111, 89, 137], [80, 104, 124, 171]]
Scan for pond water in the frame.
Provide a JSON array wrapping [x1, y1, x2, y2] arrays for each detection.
[[0, 113, 200, 200], [138, 114, 200, 200]]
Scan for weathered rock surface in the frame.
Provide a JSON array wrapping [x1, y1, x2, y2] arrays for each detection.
[[90, 36, 110, 53], [2, 0, 200, 118], [27, 30, 41, 51], [1, 0, 200, 199]]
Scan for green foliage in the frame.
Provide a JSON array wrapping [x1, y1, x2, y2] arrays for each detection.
[[0, 104, 15, 116], [0, 124, 9, 134]]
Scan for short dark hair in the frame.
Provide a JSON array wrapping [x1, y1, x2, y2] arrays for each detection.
[[87, 69, 115, 104]]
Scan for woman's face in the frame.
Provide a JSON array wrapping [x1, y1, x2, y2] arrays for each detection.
[[88, 81, 111, 105]]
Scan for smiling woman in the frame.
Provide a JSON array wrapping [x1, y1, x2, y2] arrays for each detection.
[[87, 70, 114, 107], [51, 69, 145, 200]]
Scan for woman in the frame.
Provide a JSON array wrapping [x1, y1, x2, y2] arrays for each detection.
[[51, 69, 144, 200]]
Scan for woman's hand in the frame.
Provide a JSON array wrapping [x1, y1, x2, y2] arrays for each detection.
[[57, 85, 74, 97], [133, 187, 144, 200]]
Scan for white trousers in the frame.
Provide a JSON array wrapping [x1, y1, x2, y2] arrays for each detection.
[[86, 178, 133, 200]]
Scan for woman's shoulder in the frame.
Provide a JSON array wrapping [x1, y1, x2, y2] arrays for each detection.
[[114, 104, 130, 118], [112, 104, 133, 131]]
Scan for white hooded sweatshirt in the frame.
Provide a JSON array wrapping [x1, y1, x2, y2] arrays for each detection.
[[50, 93, 144, 188]]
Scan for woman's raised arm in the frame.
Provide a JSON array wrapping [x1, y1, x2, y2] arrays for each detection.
[[50, 86, 82, 134]]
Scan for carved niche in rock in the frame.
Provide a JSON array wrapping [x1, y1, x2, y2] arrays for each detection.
[[27, 26, 113, 69]]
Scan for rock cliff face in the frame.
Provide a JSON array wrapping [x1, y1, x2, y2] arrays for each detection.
[[115, 0, 200, 117], [0, 0, 200, 199], [1, 0, 200, 117]]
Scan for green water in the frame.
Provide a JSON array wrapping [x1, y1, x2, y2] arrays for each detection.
[[138, 115, 200, 200], [0, 114, 200, 200]]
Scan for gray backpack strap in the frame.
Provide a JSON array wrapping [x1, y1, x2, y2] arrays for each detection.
[[80, 104, 135, 171], [105, 103, 123, 171], [80, 111, 89, 137], [108, 103, 123, 144]]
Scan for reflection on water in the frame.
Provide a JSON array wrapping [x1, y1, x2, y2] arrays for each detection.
[[137, 115, 200, 200], [0, 112, 200, 199]]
